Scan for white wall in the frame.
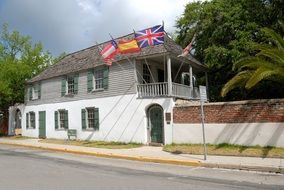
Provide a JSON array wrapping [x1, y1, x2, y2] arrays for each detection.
[[22, 94, 175, 144], [173, 123, 284, 147], [8, 104, 25, 136]]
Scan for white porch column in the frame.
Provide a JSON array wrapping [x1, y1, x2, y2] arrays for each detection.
[[167, 56, 172, 96], [189, 65, 193, 88]]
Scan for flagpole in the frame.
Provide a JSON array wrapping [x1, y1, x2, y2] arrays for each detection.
[[106, 33, 147, 84]]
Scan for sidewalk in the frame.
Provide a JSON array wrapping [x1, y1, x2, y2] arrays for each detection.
[[0, 138, 283, 174]]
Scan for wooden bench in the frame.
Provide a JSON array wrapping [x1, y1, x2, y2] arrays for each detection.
[[67, 129, 77, 140]]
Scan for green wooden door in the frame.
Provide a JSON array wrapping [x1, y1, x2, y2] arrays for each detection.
[[149, 106, 163, 143], [38, 111, 46, 138]]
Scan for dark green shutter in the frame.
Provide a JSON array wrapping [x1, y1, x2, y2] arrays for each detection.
[[54, 111, 58, 129], [81, 109, 86, 129], [87, 70, 94, 92], [94, 108, 99, 130], [38, 83, 41, 99], [29, 87, 32, 100], [103, 67, 109, 89], [74, 74, 79, 94], [64, 110, 69, 129], [61, 77, 66, 96], [26, 113, 29, 129]]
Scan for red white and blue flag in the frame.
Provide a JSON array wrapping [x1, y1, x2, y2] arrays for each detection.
[[100, 40, 118, 65], [135, 25, 164, 48]]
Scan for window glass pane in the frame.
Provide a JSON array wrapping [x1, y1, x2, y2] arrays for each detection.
[[59, 110, 65, 129], [94, 70, 103, 89], [67, 76, 74, 94], [87, 108, 95, 129], [30, 112, 35, 128], [143, 64, 151, 83]]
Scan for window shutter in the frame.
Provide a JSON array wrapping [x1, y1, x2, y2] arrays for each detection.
[[81, 109, 86, 129], [61, 77, 66, 96], [26, 113, 29, 129], [64, 110, 69, 129], [74, 74, 79, 94], [94, 108, 99, 130], [54, 111, 58, 129], [87, 70, 94, 92], [29, 87, 32, 100], [103, 67, 109, 89], [38, 83, 41, 99]]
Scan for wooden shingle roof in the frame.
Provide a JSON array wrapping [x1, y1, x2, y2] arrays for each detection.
[[28, 34, 206, 83]]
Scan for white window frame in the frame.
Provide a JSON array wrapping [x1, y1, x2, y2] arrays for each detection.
[[27, 112, 36, 129], [67, 76, 75, 95], [32, 85, 39, 100], [86, 108, 95, 129], [58, 110, 66, 129], [93, 69, 104, 91]]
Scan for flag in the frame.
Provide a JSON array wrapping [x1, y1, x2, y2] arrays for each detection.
[[118, 39, 141, 54], [100, 40, 118, 65], [178, 35, 196, 57], [134, 25, 164, 48]]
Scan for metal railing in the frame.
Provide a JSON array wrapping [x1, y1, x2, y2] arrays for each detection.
[[137, 82, 201, 99]]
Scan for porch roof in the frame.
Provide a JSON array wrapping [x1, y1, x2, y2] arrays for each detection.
[[28, 33, 207, 83]]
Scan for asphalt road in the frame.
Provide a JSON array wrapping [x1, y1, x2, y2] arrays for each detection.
[[0, 145, 283, 190]]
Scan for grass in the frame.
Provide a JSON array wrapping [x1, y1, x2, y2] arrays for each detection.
[[163, 143, 284, 158], [40, 139, 143, 149], [2, 135, 35, 140]]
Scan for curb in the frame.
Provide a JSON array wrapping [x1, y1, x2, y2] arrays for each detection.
[[0, 141, 201, 167], [200, 163, 284, 174], [1, 141, 283, 174]]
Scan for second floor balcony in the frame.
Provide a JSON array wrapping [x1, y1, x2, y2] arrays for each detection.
[[137, 82, 200, 100], [135, 54, 208, 100]]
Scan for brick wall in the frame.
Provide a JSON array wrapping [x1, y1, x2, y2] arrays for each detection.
[[173, 99, 284, 123]]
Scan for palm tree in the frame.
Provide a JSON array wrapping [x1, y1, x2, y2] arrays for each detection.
[[221, 22, 284, 97]]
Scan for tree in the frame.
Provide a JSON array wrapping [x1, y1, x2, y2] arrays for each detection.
[[0, 24, 54, 134], [221, 23, 284, 97], [176, 0, 284, 101]]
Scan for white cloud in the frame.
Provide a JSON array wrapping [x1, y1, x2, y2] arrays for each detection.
[[0, 0, 190, 55]]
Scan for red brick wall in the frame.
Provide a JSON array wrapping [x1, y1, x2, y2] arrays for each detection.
[[173, 99, 284, 123]]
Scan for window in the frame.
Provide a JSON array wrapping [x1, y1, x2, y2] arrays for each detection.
[[67, 76, 75, 94], [94, 69, 104, 90], [87, 108, 95, 129], [26, 112, 36, 129], [82, 107, 99, 130], [30, 112, 35, 128], [61, 74, 78, 96], [143, 64, 151, 83], [87, 67, 109, 92], [54, 110, 68, 130], [28, 83, 41, 101]]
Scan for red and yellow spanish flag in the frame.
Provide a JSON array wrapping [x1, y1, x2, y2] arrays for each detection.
[[118, 39, 141, 54]]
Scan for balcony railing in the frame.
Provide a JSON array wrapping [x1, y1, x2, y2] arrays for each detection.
[[137, 82, 200, 100], [137, 82, 168, 98]]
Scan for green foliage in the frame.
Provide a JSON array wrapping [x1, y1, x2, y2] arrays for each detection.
[[176, 0, 284, 101], [221, 21, 284, 97], [0, 23, 56, 110]]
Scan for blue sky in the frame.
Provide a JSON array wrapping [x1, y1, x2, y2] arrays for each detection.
[[0, 0, 191, 56]]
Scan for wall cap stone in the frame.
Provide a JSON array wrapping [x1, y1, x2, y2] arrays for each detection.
[[175, 98, 284, 108]]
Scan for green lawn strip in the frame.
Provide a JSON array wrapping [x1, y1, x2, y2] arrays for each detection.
[[163, 143, 284, 158], [39, 139, 143, 149], [2, 136, 36, 140]]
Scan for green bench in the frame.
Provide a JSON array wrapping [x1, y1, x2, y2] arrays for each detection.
[[67, 129, 77, 140]]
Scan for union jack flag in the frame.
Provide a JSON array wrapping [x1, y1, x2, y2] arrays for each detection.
[[135, 25, 164, 48]]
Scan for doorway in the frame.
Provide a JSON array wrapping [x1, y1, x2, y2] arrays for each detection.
[[147, 105, 164, 144], [38, 111, 46, 138]]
